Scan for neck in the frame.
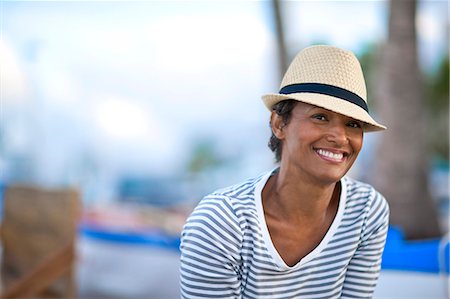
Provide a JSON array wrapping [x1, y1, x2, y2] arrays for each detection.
[[263, 167, 340, 222]]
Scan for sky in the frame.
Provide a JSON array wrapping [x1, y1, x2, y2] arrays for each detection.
[[1, 0, 448, 200]]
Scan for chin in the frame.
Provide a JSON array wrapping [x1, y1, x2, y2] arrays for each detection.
[[314, 170, 347, 185]]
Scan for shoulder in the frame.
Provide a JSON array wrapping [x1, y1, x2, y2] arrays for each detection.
[[343, 176, 389, 211], [182, 173, 266, 239], [343, 177, 389, 225], [199, 172, 267, 216], [343, 177, 390, 236], [209, 174, 262, 200]]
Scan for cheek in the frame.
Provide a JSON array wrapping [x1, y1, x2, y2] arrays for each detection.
[[282, 131, 305, 155], [352, 134, 364, 155], [287, 130, 313, 148]]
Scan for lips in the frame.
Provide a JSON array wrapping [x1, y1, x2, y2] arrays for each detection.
[[314, 148, 347, 162]]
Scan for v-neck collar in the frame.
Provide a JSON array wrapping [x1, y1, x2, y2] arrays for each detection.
[[254, 169, 347, 270]]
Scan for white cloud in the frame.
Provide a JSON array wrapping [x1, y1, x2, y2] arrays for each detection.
[[283, 1, 387, 53], [416, 0, 448, 71], [417, 1, 447, 43], [0, 38, 29, 104], [147, 13, 270, 72]]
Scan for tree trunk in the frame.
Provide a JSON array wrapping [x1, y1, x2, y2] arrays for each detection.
[[271, 0, 288, 81], [371, 0, 441, 239]]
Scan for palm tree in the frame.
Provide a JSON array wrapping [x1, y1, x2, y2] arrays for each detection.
[[371, 0, 441, 239], [271, 0, 288, 80]]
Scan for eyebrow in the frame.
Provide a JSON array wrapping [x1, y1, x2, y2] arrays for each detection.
[[307, 106, 328, 113], [307, 107, 361, 123]]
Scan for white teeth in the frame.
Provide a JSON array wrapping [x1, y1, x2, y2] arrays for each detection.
[[317, 149, 344, 160]]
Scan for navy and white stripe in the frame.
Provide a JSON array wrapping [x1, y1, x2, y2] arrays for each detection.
[[180, 170, 389, 298]]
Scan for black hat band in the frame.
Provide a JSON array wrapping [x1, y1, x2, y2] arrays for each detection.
[[279, 83, 369, 112]]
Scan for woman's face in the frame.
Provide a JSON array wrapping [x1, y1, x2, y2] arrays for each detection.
[[275, 102, 364, 185]]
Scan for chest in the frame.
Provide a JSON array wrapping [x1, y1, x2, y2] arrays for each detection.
[[266, 215, 335, 267], [238, 215, 362, 298], [238, 201, 365, 298]]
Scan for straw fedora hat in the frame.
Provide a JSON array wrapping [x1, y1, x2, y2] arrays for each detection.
[[262, 45, 386, 131]]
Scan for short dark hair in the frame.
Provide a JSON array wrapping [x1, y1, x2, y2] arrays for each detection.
[[268, 100, 298, 162]]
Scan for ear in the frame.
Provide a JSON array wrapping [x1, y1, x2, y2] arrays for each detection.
[[270, 111, 286, 140]]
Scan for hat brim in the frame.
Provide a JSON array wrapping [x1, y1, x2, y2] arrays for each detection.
[[262, 92, 386, 132]]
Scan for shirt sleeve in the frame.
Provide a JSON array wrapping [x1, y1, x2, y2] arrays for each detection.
[[180, 195, 243, 299], [341, 191, 390, 298]]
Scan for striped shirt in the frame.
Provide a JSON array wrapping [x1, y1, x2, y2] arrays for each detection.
[[180, 169, 389, 298]]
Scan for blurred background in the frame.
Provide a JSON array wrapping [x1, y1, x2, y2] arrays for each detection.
[[0, 0, 448, 298]]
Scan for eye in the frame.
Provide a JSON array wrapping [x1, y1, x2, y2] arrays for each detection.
[[312, 114, 327, 121], [347, 120, 362, 129]]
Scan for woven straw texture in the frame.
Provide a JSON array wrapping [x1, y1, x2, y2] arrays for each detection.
[[262, 45, 386, 131]]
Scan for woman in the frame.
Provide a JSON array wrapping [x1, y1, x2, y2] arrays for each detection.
[[180, 45, 389, 298]]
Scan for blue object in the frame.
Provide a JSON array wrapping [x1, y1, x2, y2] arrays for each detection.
[[382, 226, 449, 274], [79, 224, 449, 273], [79, 224, 181, 251]]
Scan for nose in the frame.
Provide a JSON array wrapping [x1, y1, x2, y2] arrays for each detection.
[[326, 124, 349, 146]]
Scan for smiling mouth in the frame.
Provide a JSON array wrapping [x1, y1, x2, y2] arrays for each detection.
[[315, 148, 347, 162]]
